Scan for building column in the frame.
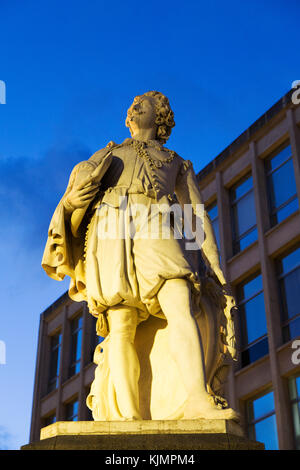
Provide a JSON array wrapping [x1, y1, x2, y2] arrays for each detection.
[[250, 141, 294, 449], [29, 313, 46, 443]]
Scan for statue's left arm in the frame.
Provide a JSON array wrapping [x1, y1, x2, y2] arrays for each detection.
[[175, 159, 225, 286]]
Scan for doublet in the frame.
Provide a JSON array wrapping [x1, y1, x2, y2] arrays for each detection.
[[84, 138, 193, 210]]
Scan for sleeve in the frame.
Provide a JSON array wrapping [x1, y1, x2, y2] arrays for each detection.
[[175, 159, 224, 284], [41, 164, 79, 280], [41, 163, 87, 301]]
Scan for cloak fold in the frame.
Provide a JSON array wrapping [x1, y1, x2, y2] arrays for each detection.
[[42, 146, 113, 303]]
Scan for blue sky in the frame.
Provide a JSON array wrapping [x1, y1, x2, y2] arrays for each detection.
[[0, 0, 299, 449]]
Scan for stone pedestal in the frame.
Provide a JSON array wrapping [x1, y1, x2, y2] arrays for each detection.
[[21, 419, 264, 450]]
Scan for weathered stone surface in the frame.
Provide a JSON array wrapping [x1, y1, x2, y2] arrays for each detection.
[[21, 420, 264, 450]]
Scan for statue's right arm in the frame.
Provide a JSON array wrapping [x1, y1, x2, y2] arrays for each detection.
[[62, 162, 99, 216], [62, 148, 114, 237]]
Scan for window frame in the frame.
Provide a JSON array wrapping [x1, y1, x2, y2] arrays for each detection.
[[230, 173, 257, 254], [246, 389, 279, 450], [265, 142, 298, 227], [47, 331, 62, 393], [288, 374, 300, 449], [276, 245, 300, 343], [68, 313, 83, 378], [206, 199, 220, 252], [65, 397, 79, 422], [236, 272, 269, 368]]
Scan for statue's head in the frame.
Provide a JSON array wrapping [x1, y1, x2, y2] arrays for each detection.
[[126, 91, 175, 144]]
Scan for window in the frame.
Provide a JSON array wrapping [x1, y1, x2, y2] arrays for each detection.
[[247, 390, 278, 450], [265, 143, 299, 227], [230, 174, 257, 254], [207, 201, 220, 251], [288, 375, 300, 449], [69, 315, 83, 377], [65, 399, 79, 421], [43, 413, 56, 427], [276, 245, 300, 343], [47, 332, 62, 392], [237, 273, 268, 367]]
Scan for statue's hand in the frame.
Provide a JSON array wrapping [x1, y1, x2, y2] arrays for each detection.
[[64, 176, 99, 212]]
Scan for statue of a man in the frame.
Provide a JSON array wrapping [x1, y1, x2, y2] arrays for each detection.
[[42, 91, 238, 421]]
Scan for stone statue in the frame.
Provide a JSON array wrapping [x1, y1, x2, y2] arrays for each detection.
[[42, 91, 239, 422]]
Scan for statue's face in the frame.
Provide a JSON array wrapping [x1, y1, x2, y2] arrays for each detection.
[[127, 96, 157, 131]]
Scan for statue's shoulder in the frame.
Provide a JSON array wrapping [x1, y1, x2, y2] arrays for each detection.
[[162, 145, 192, 169], [161, 145, 181, 160], [162, 146, 195, 177], [89, 141, 117, 165], [67, 141, 117, 187]]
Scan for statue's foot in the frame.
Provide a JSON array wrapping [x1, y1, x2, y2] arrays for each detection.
[[183, 394, 240, 422]]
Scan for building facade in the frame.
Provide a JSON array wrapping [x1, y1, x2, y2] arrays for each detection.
[[29, 90, 300, 449]]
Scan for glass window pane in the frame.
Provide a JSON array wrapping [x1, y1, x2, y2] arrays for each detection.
[[288, 376, 300, 450], [76, 329, 82, 362], [44, 414, 56, 427], [296, 377, 300, 398], [289, 376, 300, 401], [252, 392, 275, 421], [207, 203, 218, 221], [207, 202, 220, 251], [280, 268, 300, 320], [254, 414, 279, 450], [238, 227, 257, 252], [274, 197, 298, 225], [238, 274, 263, 303], [66, 400, 79, 421], [48, 333, 61, 391], [70, 331, 80, 363], [69, 315, 83, 377], [266, 145, 291, 173], [283, 316, 300, 343], [292, 402, 300, 450], [240, 292, 267, 345], [231, 175, 253, 201], [49, 347, 59, 379], [73, 401, 79, 419], [241, 337, 269, 367], [280, 247, 300, 275], [247, 391, 278, 449], [268, 159, 297, 211], [212, 218, 220, 250], [232, 192, 256, 238]]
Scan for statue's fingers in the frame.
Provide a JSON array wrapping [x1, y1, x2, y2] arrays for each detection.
[[77, 176, 94, 189], [80, 191, 99, 201], [78, 185, 99, 195]]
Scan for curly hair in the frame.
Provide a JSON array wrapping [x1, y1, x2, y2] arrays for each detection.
[[126, 91, 175, 144]]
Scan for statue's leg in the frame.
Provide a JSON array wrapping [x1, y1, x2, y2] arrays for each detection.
[[107, 305, 142, 420], [157, 278, 239, 421]]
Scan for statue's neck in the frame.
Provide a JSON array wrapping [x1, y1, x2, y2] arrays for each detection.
[[130, 127, 157, 142]]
